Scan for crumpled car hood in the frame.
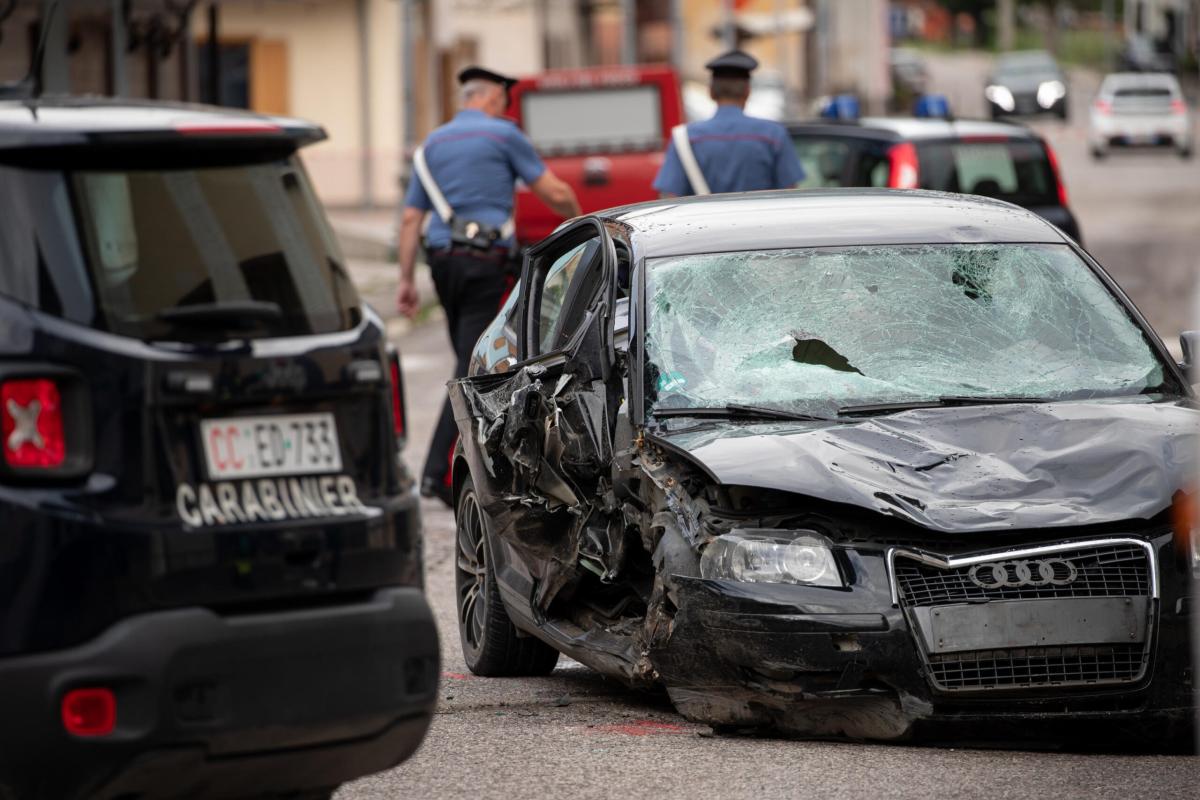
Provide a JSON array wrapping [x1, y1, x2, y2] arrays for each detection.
[[655, 401, 1197, 533]]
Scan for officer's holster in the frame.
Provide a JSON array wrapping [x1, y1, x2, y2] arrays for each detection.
[[449, 217, 505, 252]]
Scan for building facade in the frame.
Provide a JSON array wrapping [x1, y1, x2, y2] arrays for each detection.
[[2, 0, 890, 206]]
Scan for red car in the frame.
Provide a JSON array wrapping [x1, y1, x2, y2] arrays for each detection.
[[508, 65, 683, 246]]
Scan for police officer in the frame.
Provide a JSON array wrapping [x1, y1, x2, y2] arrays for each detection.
[[397, 65, 580, 506], [653, 50, 805, 196]]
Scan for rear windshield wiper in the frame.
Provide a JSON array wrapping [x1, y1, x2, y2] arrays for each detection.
[[654, 403, 837, 423], [838, 396, 1048, 417], [156, 300, 283, 330]]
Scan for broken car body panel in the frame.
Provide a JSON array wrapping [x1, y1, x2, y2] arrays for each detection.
[[448, 218, 627, 631], [654, 402, 1197, 532], [450, 190, 1197, 744]]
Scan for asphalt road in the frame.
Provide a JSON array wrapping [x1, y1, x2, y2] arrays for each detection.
[[339, 51, 1199, 800]]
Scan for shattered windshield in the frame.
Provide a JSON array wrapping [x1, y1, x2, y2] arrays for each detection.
[[644, 244, 1168, 416]]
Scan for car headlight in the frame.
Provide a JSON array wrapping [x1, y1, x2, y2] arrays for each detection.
[[985, 84, 1015, 112], [700, 529, 843, 587], [1037, 80, 1067, 108]]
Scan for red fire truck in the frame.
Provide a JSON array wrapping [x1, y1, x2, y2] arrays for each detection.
[[508, 65, 684, 246]]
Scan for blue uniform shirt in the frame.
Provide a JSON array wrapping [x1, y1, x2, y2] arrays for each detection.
[[652, 105, 805, 196], [404, 109, 546, 249]]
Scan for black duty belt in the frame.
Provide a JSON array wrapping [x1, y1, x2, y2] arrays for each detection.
[[429, 246, 510, 264]]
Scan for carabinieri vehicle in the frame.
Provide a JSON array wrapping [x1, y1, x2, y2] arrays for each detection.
[[449, 189, 1197, 746], [0, 98, 437, 799], [787, 116, 1081, 242]]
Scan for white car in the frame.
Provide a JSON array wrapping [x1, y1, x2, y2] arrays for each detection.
[[1089, 72, 1193, 159]]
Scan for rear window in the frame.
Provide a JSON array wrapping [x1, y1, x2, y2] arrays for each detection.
[[521, 85, 662, 154], [917, 140, 1058, 206], [791, 135, 890, 189], [794, 138, 854, 188], [0, 157, 360, 340], [1114, 87, 1173, 98]]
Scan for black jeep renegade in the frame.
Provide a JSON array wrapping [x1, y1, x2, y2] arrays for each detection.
[[0, 98, 437, 799]]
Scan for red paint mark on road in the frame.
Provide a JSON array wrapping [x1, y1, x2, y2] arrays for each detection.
[[590, 720, 687, 736], [441, 671, 472, 681]]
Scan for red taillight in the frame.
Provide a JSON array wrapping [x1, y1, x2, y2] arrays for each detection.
[[1043, 140, 1069, 207], [1, 378, 65, 469], [1094, 99, 1112, 115], [388, 353, 407, 444], [887, 142, 920, 189], [62, 688, 116, 737], [1171, 99, 1187, 115]]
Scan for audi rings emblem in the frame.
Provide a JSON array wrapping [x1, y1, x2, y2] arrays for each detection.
[[967, 558, 1078, 589]]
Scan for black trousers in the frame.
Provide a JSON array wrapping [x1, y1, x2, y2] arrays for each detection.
[[422, 250, 512, 488]]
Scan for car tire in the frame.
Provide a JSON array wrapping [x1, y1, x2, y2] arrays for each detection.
[[455, 476, 559, 677], [1091, 146, 1106, 160], [1180, 147, 1193, 160]]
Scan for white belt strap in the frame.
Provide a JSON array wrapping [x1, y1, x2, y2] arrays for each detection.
[[412, 146, 453, 224], [671, 124, 711, 196], [413, 145, 516, 238]]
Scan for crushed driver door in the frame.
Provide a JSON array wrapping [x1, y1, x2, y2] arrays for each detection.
[[448, 218, 621, 618]]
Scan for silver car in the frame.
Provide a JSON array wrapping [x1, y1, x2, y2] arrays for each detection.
[[1089, 72, 1193, 159]]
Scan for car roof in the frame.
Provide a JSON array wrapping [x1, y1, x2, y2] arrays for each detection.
[[787, 116, 1039, 142], [601, 189, 1066, 259], [0, 96, 325, 150], [998, 49, 1058, 65], [1101, 72, 1181, 90]]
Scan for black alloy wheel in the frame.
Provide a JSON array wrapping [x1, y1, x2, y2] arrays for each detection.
[[455, 476, 559, 676]]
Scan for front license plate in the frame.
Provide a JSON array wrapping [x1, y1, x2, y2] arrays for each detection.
[[201, 413, 342, 480], [912, 597, 1147, 655]]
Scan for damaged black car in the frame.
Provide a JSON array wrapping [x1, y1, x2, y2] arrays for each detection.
[[448, 189, 1198, 745]]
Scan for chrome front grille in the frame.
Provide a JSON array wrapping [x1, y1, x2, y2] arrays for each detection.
[[894, 543, 1150, 606], [927, 644, 1146, 691], [889, 538, 1157, 694]]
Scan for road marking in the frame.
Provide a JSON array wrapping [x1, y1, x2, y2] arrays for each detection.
[[587, 719, 688, 736]]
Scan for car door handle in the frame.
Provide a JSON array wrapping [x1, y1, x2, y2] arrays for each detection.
[[583, 157, 610, 186]]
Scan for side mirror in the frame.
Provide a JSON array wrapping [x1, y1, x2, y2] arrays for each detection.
[[1179, 331, 1200, 372]]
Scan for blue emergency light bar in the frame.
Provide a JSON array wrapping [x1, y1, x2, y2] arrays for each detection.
[[914, 94, 951, 119], [820, 94, 860, 121]]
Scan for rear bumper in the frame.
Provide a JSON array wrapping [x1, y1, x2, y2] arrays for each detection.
[[0, 587, 439, 799], [651, 536, 1195, 745], [1090, 116, 1190, 149], [0, 484, 426, 655], [1101, 135, 1187, 149]]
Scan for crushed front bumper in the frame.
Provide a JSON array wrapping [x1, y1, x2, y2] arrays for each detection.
[[0, 587, 439, 800], [651, 532, 1194, 745]]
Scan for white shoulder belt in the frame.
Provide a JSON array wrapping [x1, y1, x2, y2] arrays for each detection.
[[670, 124, 711, 196]]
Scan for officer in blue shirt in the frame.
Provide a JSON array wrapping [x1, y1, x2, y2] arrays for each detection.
[[654, 50, 805, 196], [398, 65, 580, 504]]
